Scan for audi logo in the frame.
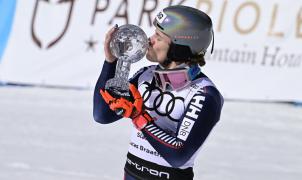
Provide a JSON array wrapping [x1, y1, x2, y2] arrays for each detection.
[[140, 82, 185, 122]]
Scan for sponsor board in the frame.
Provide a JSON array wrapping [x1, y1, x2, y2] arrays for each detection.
[[0, 0, 301, 101]]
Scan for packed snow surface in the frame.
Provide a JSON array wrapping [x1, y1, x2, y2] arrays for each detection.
[[0, 86, 301, 180]]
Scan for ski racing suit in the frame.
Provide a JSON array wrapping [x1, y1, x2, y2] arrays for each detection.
[[93, 61, 224, 180]]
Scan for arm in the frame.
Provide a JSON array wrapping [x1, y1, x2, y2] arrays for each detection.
[[141, 87, 224, 167], [93, 25, 120, 124], [93, 61, 122, 124], [93, 64, 149, 123]]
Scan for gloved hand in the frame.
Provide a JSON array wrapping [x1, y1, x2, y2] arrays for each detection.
[[100, 84, 153, 130], [100, 84, 143, 118]]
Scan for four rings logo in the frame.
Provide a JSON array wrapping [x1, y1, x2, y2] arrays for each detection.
[[141, 82, 184, 122]]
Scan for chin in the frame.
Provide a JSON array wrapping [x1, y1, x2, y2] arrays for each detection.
[[146, 54, 156, 62]]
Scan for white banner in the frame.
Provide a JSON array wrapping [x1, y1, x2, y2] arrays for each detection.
[[0, 0, 301, 101]]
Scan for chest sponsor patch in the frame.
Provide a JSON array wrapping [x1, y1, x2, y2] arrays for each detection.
[[177, 117, 195, 141]]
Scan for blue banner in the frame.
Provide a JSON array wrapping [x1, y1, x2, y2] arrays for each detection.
[[0, 0, 17, 63]]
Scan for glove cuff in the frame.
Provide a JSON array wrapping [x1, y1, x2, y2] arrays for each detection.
[[132, 111, 153, 130]]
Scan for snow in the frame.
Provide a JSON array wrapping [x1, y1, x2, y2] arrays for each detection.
[[0, 86, 301, 180]]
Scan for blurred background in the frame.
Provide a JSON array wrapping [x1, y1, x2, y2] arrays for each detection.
[[0, 0, 301, 179]]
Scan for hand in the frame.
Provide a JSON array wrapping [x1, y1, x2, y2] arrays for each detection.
[[104, 24, 119, 63], [132, 111, 153, 130], [100, 84, 153, 130], [100, 84, 143, 118]]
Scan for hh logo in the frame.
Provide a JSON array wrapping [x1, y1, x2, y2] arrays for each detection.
[[31, 0, 75, 49], [177, 94, 205, 141]]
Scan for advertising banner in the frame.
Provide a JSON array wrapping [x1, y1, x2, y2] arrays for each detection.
[[0, 0, 301, 101]]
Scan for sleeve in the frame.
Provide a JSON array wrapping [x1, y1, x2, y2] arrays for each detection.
[[93, 60, 121, 124], [93, 62, 148, 124], [141, 87, 224, 167]]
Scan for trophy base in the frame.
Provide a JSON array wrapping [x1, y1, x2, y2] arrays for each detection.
[[105, 78, 130, 97]]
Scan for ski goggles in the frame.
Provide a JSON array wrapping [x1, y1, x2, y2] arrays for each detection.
[[153, 66, 200, 91]]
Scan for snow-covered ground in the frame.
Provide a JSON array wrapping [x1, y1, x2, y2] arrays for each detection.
[[0, 86, 301, 180]]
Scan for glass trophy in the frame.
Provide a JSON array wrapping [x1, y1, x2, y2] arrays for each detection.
[[105, 24, 148, 97]]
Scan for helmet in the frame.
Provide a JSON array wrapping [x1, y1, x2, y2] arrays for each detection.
[[153, 5, 214, 60]]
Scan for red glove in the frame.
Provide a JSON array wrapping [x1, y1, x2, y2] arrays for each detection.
[[100, 84, 153, 130], [100, 84, 143, 118], [132, 111, 153, 130]]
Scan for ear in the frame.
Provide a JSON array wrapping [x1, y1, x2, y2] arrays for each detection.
[[167, 43, 193, 62]]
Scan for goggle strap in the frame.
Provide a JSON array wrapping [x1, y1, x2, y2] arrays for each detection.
[[211, 29, 214, 54], [188, 65, 200, 80]]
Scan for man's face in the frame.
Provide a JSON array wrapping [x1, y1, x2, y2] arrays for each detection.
[[146, 29, 171, 64]]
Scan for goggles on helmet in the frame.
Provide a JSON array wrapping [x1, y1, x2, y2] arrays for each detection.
[[153, 65, 200, 91]]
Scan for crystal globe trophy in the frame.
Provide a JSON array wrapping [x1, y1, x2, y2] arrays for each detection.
[[105, 24, 148, 97]]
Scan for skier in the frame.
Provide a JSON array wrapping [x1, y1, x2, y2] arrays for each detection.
[[93, 5, 224, 180]]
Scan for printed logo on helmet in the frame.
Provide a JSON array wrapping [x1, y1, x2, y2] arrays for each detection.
[[156, 10, 167, 24]]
